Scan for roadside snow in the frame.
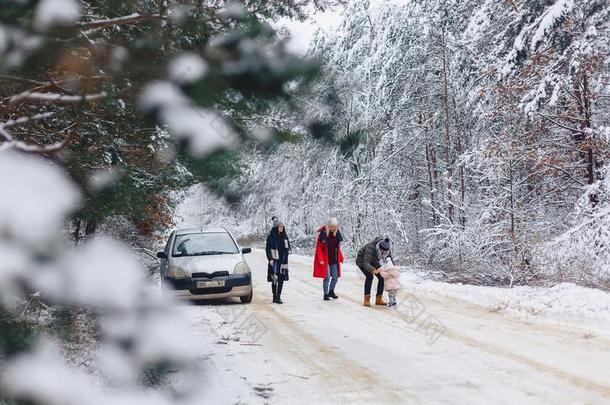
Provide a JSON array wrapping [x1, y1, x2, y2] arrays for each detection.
[[401, 277, 610, 338], [288, 253, 610, 338]]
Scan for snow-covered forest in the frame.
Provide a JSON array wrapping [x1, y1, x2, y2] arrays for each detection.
[[0, 0, 342, 403], [1, 0, 610, 404], [181, 0, 610, 288]]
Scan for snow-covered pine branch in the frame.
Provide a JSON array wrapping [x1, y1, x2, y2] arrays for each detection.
[[77, 13, 166, 30]]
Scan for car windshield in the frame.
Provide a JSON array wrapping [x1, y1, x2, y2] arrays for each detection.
[[172, 232, 239, 257]]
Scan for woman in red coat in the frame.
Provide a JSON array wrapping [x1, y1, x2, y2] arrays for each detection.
[[313, 218, 344, 301]]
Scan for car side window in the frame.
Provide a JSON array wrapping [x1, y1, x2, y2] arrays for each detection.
[[164, 232, 174, 255]]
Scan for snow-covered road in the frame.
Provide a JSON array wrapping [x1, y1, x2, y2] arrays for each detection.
[[184, 250, 610, 404]]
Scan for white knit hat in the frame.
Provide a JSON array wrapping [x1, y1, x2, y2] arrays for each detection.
[[328, 217, 339, 227], [272, 216, 284, 228]]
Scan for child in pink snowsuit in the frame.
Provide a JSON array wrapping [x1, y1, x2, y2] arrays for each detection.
[[379, 258, 401, 307]]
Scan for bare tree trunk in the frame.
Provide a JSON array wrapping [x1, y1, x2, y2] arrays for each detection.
[[346, 94, 353, 140], [426, 141, 439, 226], [441, 27, 454, 223], [452, 95, 467, 227], [581, 74, 594, 186], [73, 218, 81, 245], [573, 73, 597, 203], [456, 129, 466, 227], [84, 219, 97, 240], [508, 151, 516, 249]]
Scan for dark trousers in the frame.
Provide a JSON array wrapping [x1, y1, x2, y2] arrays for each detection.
[[271, 279, 284, 297], [358, 266, 384, 296]]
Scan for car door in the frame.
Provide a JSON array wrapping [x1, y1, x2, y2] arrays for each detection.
[[160, 231, 175, 282]]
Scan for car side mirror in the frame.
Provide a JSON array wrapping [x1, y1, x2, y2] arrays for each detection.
[[157, 251, 167, 259], [241, 247, 252, 254]]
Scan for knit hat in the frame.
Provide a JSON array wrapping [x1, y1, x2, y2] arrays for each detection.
[[379, 238, 391, 251], [328, 217, 339, 227], [272, 216, 284, 228]]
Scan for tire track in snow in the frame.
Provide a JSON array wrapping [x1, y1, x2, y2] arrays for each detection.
[[249, 288, 416, 403], [262, 307, 414, 403]]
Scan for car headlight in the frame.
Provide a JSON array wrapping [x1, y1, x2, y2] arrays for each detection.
[[168, 265, 188, 279], [233, 262, 249, 274]]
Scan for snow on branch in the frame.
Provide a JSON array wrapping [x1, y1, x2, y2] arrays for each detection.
[[0, 139, 70, 154], [77, 13, 165, 30], [34, 0, 80, 30], [3, 112, 55, 128], [0, 125, 13, 142], [0, 121, 73, 154], [0, 151, 80, 243], [530, 0, 574, 51], [9, 91, 107, 104]]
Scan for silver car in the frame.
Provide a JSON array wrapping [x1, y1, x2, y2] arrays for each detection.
[[157, 227, 253, 303]]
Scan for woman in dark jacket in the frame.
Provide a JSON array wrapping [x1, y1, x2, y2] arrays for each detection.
[[356, 237, 393, 307], [266, 217, 291, 304]]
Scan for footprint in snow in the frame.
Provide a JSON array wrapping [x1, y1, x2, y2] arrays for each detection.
[[253, 385, 274, 399]]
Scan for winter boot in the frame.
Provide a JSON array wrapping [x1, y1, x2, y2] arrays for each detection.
[[363, 294, 371, 307], [387, 290, 396, 307], [323, 293, 330, 301], [329, 290, 339, 299], [275, 281, 283, 304], [375, 294, 387, 306]]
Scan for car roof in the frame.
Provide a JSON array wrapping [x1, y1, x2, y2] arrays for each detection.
[[175, 227, 229, 236]]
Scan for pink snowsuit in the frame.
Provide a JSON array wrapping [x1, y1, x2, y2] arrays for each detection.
[[379, 266, 401, 291]]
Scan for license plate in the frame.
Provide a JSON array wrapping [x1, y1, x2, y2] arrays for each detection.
[[196, 280, 225, 288]]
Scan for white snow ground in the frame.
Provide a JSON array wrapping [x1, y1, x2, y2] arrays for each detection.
[[184, 250, 610, 404]]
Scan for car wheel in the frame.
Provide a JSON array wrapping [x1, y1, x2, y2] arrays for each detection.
[[240, 288, 253, 304]]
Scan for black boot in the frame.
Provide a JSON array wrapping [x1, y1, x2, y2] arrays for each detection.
[[275, 280, 283, 304], [272, 284, 278, 303], [323, 293, 330, 301], [329, 290, 338, 299]]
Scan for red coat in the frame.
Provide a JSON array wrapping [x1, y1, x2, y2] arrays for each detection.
[[313, 226, 344, 278]]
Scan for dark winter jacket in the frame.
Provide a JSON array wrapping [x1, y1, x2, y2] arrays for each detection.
[[266, 228, 290, 282], [356, 237, 393, 274]]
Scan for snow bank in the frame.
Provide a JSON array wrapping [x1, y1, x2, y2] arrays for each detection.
[[399, 274, 610, 338], [288, 252, 610, 338]]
